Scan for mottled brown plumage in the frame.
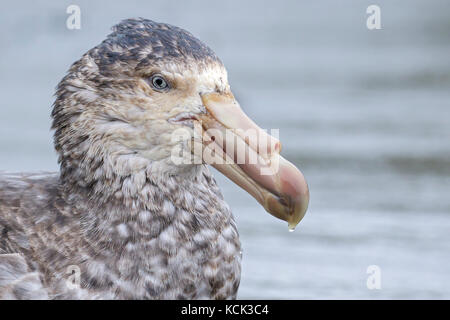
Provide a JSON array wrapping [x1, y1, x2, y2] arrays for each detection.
[[0, 18, 241, 299], [0, 17, 310, 300]]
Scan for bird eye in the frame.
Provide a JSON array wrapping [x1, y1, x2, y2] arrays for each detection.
[[150, 75, 169, 91]]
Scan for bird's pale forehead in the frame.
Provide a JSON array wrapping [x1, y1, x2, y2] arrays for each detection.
[[157, 60, 228, 92]]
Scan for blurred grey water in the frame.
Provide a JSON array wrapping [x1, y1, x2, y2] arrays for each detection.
[[1, 0, 449, 299]]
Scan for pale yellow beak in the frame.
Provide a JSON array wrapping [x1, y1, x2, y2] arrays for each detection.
[[195, 92, 309, 230]]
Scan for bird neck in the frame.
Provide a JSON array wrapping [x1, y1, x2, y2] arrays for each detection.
[[59, 160, 232, 252], [59, 148, 201, 202]]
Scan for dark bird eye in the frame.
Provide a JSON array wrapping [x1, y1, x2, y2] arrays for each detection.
[[150, 75, 169, 91]]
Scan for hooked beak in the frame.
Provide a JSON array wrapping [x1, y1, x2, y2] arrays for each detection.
[[194, 92, 309, 230]]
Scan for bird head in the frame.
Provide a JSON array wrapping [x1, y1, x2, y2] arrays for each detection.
[[52, 18, 309, 229]]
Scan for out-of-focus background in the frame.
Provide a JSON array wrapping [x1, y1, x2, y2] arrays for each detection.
[[1, 0, 449, 299]]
